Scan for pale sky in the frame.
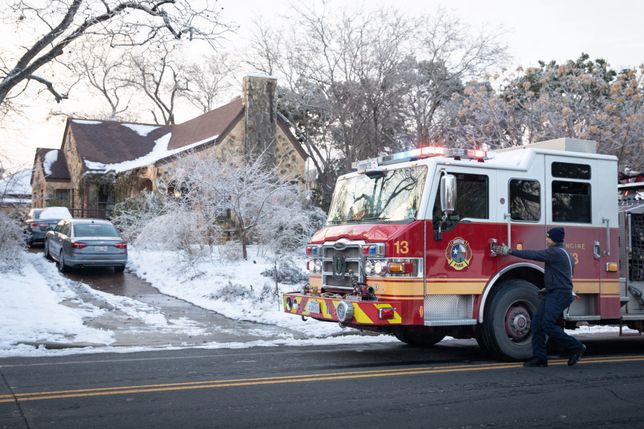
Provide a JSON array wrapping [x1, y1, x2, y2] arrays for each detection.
[[1, 0, 643, 171]]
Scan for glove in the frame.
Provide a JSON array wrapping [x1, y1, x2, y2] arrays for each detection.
[[493, 244, 511, 256]]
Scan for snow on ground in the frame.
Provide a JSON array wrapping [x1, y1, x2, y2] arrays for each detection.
[[0, 253, 114, 353], [0, 253, 217, 357], [127, 246, 351, 338]]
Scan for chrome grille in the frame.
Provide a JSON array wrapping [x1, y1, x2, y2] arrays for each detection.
[[321, 243, 363, 292]]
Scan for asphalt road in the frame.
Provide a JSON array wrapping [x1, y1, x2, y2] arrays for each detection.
[[2, 337, 644, 429]]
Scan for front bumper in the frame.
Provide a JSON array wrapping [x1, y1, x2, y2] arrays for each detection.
[[283, 292, 407, 326]]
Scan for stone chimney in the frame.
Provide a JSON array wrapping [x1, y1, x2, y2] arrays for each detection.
[[242, 74, 278, 168]]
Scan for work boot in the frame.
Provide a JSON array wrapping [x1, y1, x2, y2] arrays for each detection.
[[523, 358, 548, 367], [567, 344, 587, 366]]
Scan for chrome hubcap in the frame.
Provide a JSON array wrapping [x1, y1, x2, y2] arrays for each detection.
[[505, 304, 531, 341]]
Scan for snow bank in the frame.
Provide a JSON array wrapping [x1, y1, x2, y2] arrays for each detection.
[[0, 253, 113, 352]]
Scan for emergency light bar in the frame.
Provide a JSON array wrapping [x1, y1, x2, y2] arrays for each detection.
[[352, 145, 488, 171]]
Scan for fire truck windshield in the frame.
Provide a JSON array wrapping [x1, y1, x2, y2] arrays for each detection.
[[327, 166, 427, 224]]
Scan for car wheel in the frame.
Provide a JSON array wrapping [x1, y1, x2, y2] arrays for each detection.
[[57, 251, 68, 273], [114, 266, 125, 273], [44, 240, 52, 260]]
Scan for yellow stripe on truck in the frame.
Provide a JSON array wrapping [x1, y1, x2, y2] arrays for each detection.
[[352, 303, 374, 324]]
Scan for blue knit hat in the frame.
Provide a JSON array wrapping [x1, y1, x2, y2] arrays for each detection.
[[547, 227, 565, 243]]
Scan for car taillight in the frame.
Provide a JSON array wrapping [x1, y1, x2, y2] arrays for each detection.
[[114, 242, 127, 249], [31, 222, 48, 228], [71, 242, 87, 249]]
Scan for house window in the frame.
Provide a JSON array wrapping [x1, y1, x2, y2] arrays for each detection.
[[552, 181, 591, 223], [510, 179, 541, 221], [50, 189, 71, 207]]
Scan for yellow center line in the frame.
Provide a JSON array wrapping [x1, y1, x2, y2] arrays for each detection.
[[1, 354, 643, 404]]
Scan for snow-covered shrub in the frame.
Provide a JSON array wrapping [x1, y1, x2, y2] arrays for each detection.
[[216, 282, 254, 302], [111, 192, 164, 242], [0, 212, 25, 272], [135, 209, 208, 257], [217, 240, 244, 262], [260, 260, 308, 284], [256, 190, 327, 255], [165, 153, 323, 260]]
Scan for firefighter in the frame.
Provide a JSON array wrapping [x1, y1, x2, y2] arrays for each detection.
[[495, 227, 587, 367]]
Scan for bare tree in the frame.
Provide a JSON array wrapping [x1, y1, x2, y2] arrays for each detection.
[[0, 0, 229, 108], [124, 45, 188, 125], [65, 41, 132, 120], [248, 5, 506, 209], [183, 53, 237, 113]]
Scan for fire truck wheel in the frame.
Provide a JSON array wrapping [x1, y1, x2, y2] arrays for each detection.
[[480, 279, 539, 361], [393, 327, 445, 347]]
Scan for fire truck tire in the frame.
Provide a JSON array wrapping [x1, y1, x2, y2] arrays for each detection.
[[394, 327, 445, 347], [480, 279, 539, 361]]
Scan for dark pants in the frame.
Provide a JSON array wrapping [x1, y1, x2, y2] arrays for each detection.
[[531, 290, 583, 361]]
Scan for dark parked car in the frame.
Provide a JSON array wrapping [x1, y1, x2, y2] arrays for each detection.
[[45, 218, 127, 273], [25, 207, 72, 246]]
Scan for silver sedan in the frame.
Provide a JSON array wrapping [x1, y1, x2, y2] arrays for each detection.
[[45, 219, 127, 273]]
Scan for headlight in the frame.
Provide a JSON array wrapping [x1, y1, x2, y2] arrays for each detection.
[[374, 261, 384, 275], [365, 260, 374, 275], [306, 259, 322, 273]]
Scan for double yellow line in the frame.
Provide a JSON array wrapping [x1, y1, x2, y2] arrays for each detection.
[[1, 355, 643, 404]]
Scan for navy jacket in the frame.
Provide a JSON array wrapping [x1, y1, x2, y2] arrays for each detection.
[[510, 243, 575, 293]]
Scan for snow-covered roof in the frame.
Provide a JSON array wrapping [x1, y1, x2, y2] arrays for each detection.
[[84, 132, 219, 173], [43, 150, 58, 175]]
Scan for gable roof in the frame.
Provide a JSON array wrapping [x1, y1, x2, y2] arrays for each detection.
[[168, 98, 244, 151], [58, 97, 306, 175], [33, 148, 70, 183], [68, 119, 171, 170]]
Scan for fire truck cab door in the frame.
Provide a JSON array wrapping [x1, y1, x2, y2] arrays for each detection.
[[545, 155, 612, 317], [424, 167, 498, 325]]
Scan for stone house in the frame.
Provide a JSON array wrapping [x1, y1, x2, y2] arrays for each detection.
[[31, 75, 308, 218]]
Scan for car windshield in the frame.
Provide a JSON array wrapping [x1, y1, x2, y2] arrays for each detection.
[[74, 223, 119, 237], [327, 166, 427, 224]]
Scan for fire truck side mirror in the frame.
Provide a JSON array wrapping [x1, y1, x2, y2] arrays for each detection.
[[440, 174, 457, 215]]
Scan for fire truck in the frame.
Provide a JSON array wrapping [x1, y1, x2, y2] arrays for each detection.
[[283, 138, 644, 360]]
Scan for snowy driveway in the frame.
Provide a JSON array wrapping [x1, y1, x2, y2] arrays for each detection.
[[61, 264, 303, 347], [1, 252, 306, 357], [2, 248, 392, 358]]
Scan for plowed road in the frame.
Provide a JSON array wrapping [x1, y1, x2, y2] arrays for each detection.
[[2, 337, 644, 429]]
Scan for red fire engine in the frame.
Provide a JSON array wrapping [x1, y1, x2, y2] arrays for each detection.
[[283, 138, 644, 360]]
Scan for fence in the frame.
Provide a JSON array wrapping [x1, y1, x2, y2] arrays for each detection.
[[69, 207, 113, 220]]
